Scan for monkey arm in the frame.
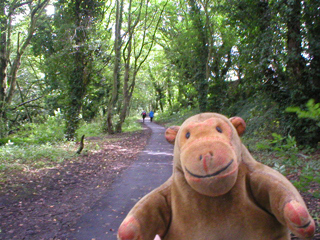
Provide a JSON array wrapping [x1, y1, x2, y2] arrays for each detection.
[[249, 163, 315, 239], [118, 177, 172, 240]]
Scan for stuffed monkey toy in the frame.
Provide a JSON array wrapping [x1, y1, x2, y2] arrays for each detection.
[[118, 113, 315, 240]]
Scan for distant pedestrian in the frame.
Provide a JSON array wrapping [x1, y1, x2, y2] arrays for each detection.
[[149, 110, 154, 122], [142, 110, 147, 123]]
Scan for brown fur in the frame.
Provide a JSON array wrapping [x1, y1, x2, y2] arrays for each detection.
[[118, 113, 315, 240]]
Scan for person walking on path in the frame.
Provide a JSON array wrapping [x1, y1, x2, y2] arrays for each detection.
[[149, 110, 154, 122], [142, 110, 147, 122]]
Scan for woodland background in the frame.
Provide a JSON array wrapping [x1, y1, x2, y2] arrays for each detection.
[[0, 0, 320, 236], [1, 0, 320, 143]]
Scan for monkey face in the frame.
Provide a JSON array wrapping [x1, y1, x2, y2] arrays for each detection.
[[166, 113, 246, 197], [179, 117, 239, 197]]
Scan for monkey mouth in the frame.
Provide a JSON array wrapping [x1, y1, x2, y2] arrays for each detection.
[[185, 159, 234, 179]]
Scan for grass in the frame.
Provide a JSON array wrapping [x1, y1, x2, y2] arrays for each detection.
[[0, 142, 75, 168], [0, 142, 76, 185], [122, 116, 143, 132]]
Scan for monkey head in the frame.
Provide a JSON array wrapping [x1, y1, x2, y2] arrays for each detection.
[[165, 113, 246, 197]]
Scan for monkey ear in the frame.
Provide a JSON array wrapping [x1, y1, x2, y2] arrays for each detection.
[[229, 117, 246, 137], [165, 126, 180, 144]]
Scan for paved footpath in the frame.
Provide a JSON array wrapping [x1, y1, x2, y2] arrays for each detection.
[[70, 119, 174, 240]]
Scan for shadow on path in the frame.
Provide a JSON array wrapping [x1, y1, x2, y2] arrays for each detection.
[[69, 120, 173, 240]]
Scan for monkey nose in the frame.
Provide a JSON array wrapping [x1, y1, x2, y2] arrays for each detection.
[[199, 152, 213, 161], [199, 152, 214, 173]]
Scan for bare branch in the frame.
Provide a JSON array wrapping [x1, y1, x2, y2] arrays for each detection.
[[8, 1, 33, 17], [12, 96, 43, 110], [136, 0, 169, 73]]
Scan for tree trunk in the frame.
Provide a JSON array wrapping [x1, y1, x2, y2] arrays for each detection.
[[65, 55, 86, 140], [116, 9, 133, 133], [115, 0, 136, 133], [0, 2, 7, 114], [64, 0, 97, 140], [106, 0, 123, 134], [286, 0, 304, 86], [189, 0, 209, 112], [303, 0, 320, 98], [166, 72, 173, 109]]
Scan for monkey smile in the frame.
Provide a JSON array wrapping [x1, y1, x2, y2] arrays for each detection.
[[185, 159, 234, 178]]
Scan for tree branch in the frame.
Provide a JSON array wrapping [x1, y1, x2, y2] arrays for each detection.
[[12, 96, 43, 110]]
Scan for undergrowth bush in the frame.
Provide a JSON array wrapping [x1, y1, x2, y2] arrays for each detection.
[[76, 119, 104, 139], [292, 164, 320, 198], [76, 116, 142, 140], [253, 132, 320, 197], [0, 118, 8, 138], [0, 142, 74, 172], [286, 99, 320, 125], [255, 133, 299, 165], [285, 99, 320, 147], [122, 116, 143, 132], [156, 107, 200, 126], [1, 109, 65, 145], [0, 113, 146, 177]]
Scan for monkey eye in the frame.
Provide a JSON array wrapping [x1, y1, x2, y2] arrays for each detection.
[[216, 126, 223, 133], [186, 132, 191, 139]]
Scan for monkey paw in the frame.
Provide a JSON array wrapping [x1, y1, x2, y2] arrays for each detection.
[[118, 216, 142, 240], [284, 200, 315, 239]]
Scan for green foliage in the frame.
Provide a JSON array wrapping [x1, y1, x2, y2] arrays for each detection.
[[2, 110, 65, 145], [76, 120, 104, 139], [269, 133, 293, 150], [122, 117, 143, 132], [1, 0, 320, 147], [286, 99, 320, 126], [292, 164, 320, 198], [31, 0, 109, 140], [224, 94, 281, 140], [284, 99, 320, 147], [224, 0, 320, 147], [0, 118, 8, 138], [272, 162, 286, 175], [256, 133, 299, 165], [0, 115, 144, 177], [255, 140, 271, 151], [75, 116, 142, 141], [252, 132, 319, 197], [0, 142, 73, 171], [156, 107, 200, 127]]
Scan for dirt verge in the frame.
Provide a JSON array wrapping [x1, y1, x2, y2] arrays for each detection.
[[0, 127, 151, 240]]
